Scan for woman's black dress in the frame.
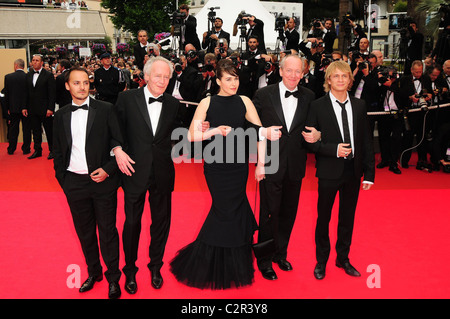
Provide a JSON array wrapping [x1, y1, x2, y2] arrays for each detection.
[[170, 95, 258, 289]]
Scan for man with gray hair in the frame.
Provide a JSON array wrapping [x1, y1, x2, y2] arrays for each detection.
[[112, 56, 185, 294]]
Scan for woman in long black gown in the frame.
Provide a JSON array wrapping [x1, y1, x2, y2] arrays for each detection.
[[169, 59, 281, 289]]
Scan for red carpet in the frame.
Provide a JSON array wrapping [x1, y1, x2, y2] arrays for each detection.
[[0, 143, 449, 299]]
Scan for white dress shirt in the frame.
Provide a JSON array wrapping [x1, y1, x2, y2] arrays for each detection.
[[67, 97, 90, 174], [32, 67, 43, 87], [278, 81, 298, 132], [143, 86, 163, 135]]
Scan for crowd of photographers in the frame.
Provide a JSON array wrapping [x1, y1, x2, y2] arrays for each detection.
[[3, 4, 449, 174], [143, 5, 449, 174]]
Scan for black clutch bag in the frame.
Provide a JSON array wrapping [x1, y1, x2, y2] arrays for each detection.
[[252, 238, 276, 259]]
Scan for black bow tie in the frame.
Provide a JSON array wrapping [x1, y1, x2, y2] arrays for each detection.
[[413, 78, 420, 81], [149, 96, 164, 104], [70, 104, 88, 112], [32, 70, 40, 75], [285, 90, 299, 98]]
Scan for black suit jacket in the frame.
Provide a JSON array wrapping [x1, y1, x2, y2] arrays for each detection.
[[52, 98, 123, 191], [285, 28, 300, 51], [3, 69, 27, 114], [133, 43, 148, 71], [166, 66, 203, 102], [114, 87, 183, 194], [397, 74, 433, 109], [306, 93, 375, 182], [183, 15, 201, 50], [202, 29, 231, 53], [25, 68, 56, 116], [253, 83, 315, 182]]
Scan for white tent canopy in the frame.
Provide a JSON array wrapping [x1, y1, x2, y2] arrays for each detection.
[[193, 0, 280, 51]]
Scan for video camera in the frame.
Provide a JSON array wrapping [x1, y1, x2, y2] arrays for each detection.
[[275, 14, 290, 31], [208, 6, 220, 23], [170, 11, 187, 37], [340, 12, 355, 37], [236, 11, 252, 26]]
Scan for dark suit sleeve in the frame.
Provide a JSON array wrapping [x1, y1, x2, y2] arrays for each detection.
[[52, 110, 66, 187], [102, 104, 124, 177], [47, 73, 56, 112], [359, 101, 375, 183], [305, 98, 340, 157]]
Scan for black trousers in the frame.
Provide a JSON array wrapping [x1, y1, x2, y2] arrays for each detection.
[[257, 175, 302, 270], [26, 114, 53, 152], [315, 160, 361, 265], [7, 113, 30, 153], [122, 182, 172, 277], [63, 172, 121, 283], [378, 115, 403, 167]]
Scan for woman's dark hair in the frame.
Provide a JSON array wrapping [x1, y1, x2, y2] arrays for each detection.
[[216, 58, 239, 79]]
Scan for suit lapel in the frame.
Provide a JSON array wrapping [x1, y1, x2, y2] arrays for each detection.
[[86, 100, 97, 139], [154, 93, 172, 138], [136, 87, 154, 136], [62, 108, 72, 147], [326, 93, 344, 141], [289, 86, 305, 133], [270, 85, 287, 131]]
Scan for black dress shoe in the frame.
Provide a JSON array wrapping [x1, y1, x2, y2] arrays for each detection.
[[47, 152, 54, 160], [336, 260, 361, 277], [274, 259, 293, 271], [27, 151, 42, 159], [23, 150, 31, 155], [376, 161, 389, 169], [108, 282, 121, 299], [314, 263, 326, 280], [7, 150, 14, 155], [79, 274, 103, 293], [260, 267, 278, 280], [124, 274, 137, 294], [151, 269, 163, 289], [389, 166, 401, 174]]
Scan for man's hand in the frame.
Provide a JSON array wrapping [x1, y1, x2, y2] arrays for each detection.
[[46, 110, 53, 117], [22, 109, 28, 117], [113, 147, 135, 176], [90, 168, 108, 183], [302, 126, 321, 143]]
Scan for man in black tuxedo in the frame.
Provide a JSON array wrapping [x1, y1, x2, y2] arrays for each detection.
[[3, 58, 28, 155], [202, 17, 231, 53], [23, 54, 56, 159], [398, 60, 433, 170], [404, 22, 424, 75], [234, 14, 266, 53], [53, 67, 123, 299], [178, 4, 201, 51], [55, 59, 72, 111], [284, 18, 300, 51], [113, 56, 184, 293], [133, 30, 150, 71], [305, 61, 375, 280], [253, 54, 317, 280]]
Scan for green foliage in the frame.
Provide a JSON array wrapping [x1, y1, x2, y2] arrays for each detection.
[[100, 0, 189, 39]]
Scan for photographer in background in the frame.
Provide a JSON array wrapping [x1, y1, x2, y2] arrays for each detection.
[[202, 17, 231, 53], [349, 37, 370, 71], [233, 12, 266, 53], [175, 4, 201, 51], [197, 53, 219, 100], [350, 53, 381, 136], [404, 21, 424, 75], [307, 18, 336, 54], [166, 55, 202, 103], [257, 54, 281, 89], [377, 66, 404, 174], [284, 17, 300, 51], [398, 60, 433, 171], [213, 38, 231, 62]]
